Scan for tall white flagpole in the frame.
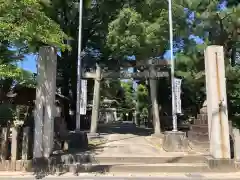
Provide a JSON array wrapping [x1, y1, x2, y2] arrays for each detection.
[[76, 0, 83, 131], [168, 0, 178, 131]]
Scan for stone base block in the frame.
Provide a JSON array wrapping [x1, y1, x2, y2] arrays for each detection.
[[206, 156, 238, 170], [162, 131, 189, 152], [151, 133, 164, 138], [87, 133, 101, 141], [67, 131, 88, 150]]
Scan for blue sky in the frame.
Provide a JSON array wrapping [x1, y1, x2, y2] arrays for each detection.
[[19, 50, 177, 73], [18, 54, 37, 73], [19, 34, 203, 73]]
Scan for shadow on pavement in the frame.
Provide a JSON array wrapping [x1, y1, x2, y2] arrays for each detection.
[[98, 121, 153, 136]]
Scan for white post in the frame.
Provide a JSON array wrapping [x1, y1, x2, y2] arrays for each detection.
[[168, 0, 177, 131], [76, 0, 83, 131]]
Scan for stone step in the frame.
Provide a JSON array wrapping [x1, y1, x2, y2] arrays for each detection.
[[34, 157, 240, 174], [190, 125, 209, 133], [60, 162, 240, 173], [194, 115, 208, 125], [188, 131, 209, 142], [42, 160, 232, 173], [54, 154, 208, 165], [90, 155, 207, 164], [197, 114, 207, 120], [74, 163, 211, 173], [194, 119, 208, 126]]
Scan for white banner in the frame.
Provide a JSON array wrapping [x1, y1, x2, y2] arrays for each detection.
[[174, 78, 182, 114], [80, 80, 87, 115]]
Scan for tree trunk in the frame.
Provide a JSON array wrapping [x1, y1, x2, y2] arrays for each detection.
[[149, 79, 161, 134], [61, 51, 74, 130], [90, 63, 101, 133]]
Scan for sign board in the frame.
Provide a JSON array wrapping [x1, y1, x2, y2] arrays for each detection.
[[174, 78, 182, 114], [80, 80, 87, 115]]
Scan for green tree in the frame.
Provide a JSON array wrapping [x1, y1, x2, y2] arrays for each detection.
[[120, 81, 135, 114], [136, 83, 149, 124], [107, 1, 187, 59], [101, 79, 123, 101], [0, 0, 67, 90], [175, 42, 206, 116], [174, 0, 240, 117], [106, 0, 188, 133], [0, 0, 68, 51], [183, 0, 240, 65], [40, 0, 127, 130], [226, 66, 240, 118]]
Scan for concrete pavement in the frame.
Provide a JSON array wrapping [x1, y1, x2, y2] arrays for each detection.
[[79, 122, 212, 173], [1, 178, 240, 180], [94, 122, 204, 158]]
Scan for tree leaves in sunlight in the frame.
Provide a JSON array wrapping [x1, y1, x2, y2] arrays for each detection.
[[0, 0, 69, 51]]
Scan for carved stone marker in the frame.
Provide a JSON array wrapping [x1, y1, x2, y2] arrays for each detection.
[[33, 46, 57, 158], [204, 46, 230, 159]]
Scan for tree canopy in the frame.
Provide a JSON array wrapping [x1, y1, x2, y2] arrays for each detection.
[[107, 0, 187, 59], [0, 0, 68, 51], [0, 0, 240, 129]]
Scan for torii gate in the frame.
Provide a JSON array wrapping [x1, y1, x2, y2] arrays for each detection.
[[82, 59, 170, 134]]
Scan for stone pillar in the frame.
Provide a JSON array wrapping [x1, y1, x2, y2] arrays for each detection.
[[33, 57, 44, 158], [90, 63, 101, 133], [204, 46, 230, 159], [232, 128, 240, 162], [148, 60, 161, 134], [1, 127, 9, 160], [34, 46, 57, 158], [22, 127, 30, 160], [11, 127, 19, 160], [150, 79, 161, 134], [42, 47, 57, 157]]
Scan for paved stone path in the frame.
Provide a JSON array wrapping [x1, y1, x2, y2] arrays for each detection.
[[93, 122, 205, 157], [95, 133, 163, 157]]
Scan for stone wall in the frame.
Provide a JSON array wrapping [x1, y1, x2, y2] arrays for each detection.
[[189, 113, 233, 140]]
